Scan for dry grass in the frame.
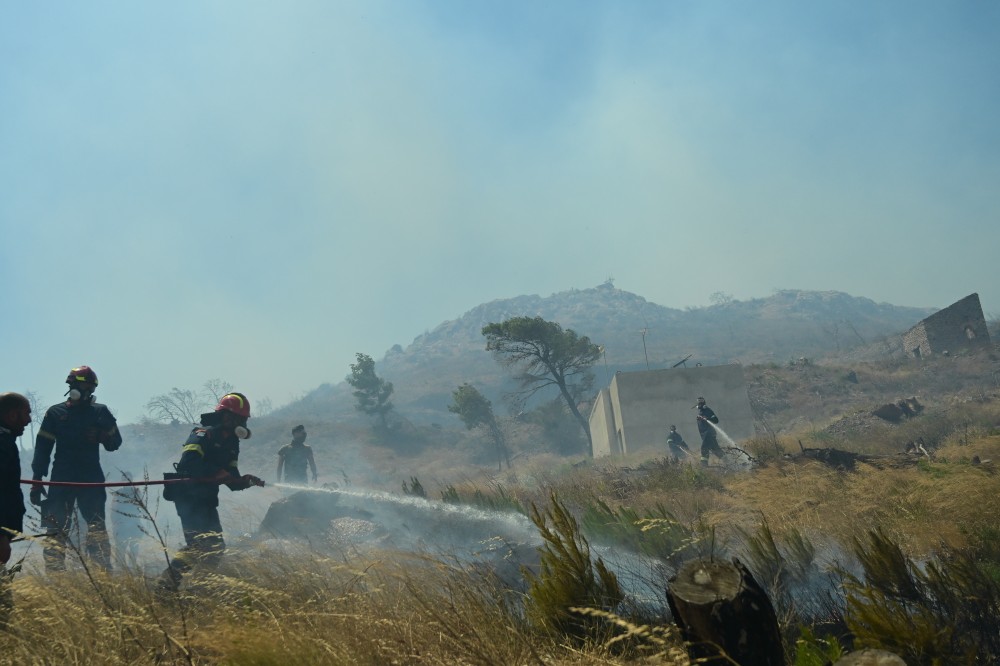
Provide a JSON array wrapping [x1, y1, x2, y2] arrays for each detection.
[[0, 543, 689, 665], [6, 359, 1000, 663], [707, 434, 1000, 555]]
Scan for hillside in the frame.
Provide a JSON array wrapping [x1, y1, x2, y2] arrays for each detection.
[[118, 285, 991, 488], [284, 283, 934, 425]]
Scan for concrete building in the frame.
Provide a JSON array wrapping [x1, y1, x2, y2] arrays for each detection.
[[902, 293, 991, 359], [589, 364, 753, 458]]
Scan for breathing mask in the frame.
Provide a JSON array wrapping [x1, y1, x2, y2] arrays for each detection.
[[67, 384, 96, 404]]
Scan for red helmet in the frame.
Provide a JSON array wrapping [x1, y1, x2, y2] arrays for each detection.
[[215, 393, 251, 418], [66, 366, 98, 386]]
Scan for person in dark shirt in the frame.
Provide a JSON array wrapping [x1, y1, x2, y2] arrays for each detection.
[[30, 366, 121, 571], [157, 392, 264, 592], [695, 396, 724, 466], [665, 425, 692, 462], [0, 392, 31, 622], [0, 393, 31, 564], [276, 425, 318, 485]]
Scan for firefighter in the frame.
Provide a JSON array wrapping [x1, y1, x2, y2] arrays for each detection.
[[0, 393, 31, 565], [695, 396, 725, 466], [665, 425, 692, 461], [0, 392, 31, 621], [158, 392, 264, 592], [276, 425, 318, 485], [30, 366, 122, 571]]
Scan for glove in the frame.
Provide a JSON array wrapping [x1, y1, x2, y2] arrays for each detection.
[[29, 480, 47, 506], [242, 474, 265, 488]]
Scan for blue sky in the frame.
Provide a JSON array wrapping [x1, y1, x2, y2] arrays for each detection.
[[3, 1, 998, 424]]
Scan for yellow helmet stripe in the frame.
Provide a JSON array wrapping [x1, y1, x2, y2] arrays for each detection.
[[223, 394, 245, 408]]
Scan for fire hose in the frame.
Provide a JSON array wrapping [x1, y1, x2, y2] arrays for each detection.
[[19, 475, 264, 507], [19, 477, 225, 488]]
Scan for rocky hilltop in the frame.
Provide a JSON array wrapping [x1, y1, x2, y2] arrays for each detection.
[[292, 284, 934, 424]]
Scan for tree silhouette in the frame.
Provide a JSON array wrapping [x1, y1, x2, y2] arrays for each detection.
[[346, 353, 394, 429], [482, 316, 600, 452]]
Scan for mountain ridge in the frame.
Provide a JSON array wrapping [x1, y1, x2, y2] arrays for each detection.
[[287, 284, 936, 424]]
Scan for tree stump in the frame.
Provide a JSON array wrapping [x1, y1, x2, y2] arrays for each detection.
[[665, 557, 784, 665]]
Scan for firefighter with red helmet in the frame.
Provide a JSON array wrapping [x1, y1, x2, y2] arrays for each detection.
[[158, 392, 264, 592], [30, 366, 122, 571]]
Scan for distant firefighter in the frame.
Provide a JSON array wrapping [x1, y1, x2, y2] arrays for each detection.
[[665, 425, 692, 461], [277, 425, 318, 485], [695, 396, 724, 466]]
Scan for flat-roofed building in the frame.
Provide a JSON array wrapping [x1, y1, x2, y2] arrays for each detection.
[[589, 364, 753, 458]]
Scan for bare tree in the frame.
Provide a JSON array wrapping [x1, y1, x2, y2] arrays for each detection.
[[144, 388, 204, 425], [709, 291, 735, 306], [202, 378, 234, 403], [254, 396, 274, 418], [22, 390, 45, 450]]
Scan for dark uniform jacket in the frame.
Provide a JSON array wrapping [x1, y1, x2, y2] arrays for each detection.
[[175, 425, 251, 507], [32, 401, 122, 482], [666, 430, 689, 451], [0, 426, 25, 537], [696, 405, 719, 436]]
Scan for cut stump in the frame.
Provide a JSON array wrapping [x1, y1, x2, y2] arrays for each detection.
[[666, 557, 783, 665]]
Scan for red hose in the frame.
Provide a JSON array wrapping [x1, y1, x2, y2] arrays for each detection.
[[20, 477, 217, 488]]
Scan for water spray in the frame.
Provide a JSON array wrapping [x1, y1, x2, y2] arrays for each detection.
[[270, 482, 537, 536], [704, 421, 755, 466]]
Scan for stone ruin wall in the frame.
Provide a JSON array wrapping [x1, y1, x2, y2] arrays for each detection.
[[903, 293, 991, 358]]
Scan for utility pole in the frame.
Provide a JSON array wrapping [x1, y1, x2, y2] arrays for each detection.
[[639, 328, 650, 370]]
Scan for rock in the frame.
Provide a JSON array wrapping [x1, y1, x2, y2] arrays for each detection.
[[833, 648, 906, 665]]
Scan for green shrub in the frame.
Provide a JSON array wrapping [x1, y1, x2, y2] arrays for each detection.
[[439, 483, 525, 514], [579, 498, 695, 565], [843, 528, 1000, 663], [794, 626, 844, 665], [401, 476, 426, 498], [523, 492, 624, 643]]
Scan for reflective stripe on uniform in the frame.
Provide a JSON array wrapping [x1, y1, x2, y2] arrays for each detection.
[[37, 429, 56, 441], [182, 443, 204, 456]]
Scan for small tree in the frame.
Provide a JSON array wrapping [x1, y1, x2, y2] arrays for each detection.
[[449, 383, 511, 471], [346, 353, 394, 429], [482, 316, 600, 452]]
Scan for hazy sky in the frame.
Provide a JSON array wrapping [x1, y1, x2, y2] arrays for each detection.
[[3, 1, 998, 424]]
